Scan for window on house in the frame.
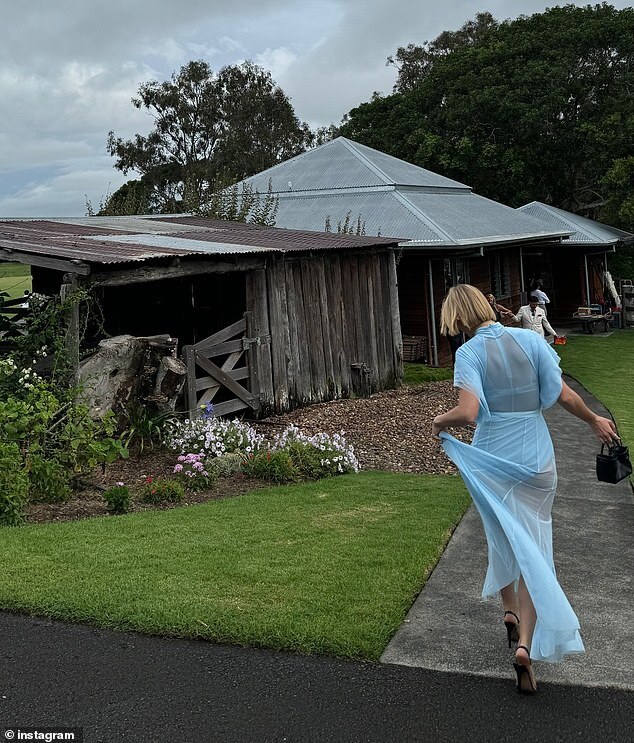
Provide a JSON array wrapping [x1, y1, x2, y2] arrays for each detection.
[[444, 257, 471, 293], [490, 253, 511, 298]]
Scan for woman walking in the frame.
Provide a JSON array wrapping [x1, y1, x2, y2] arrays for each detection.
[[432, 284, 618, 693]]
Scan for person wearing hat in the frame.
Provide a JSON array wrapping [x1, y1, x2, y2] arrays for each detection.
[[514, 295, 558, 339]]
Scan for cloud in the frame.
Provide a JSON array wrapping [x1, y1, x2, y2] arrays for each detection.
[[2, 0, 633, 216], [0, 158, 129, 218], [254, 47, 298, 81]]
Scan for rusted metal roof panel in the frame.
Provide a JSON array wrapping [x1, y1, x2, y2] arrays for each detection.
[[0, 217, 400, 266]]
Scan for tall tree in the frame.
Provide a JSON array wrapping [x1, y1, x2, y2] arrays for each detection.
[[342, 4, 634, 226], [387, 12, 498, 92], [106, 60, 312, 213]]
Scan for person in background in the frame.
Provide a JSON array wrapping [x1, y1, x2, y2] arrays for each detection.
[[514, 296, 558, 340], [448, 331, 465, 365], [531, 283, 551, 315], [485, 293, 514, 322]]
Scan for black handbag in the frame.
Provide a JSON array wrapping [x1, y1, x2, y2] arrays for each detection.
[[596, 443, 632, 484]]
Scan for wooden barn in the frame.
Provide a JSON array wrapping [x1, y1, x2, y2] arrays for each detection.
[[0, 217, 403, 416]]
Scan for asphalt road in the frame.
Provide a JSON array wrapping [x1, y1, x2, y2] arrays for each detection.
[[1, 612, 632, 743]]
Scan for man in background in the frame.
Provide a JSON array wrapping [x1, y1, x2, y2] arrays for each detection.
[[514, 295, 558, 340], [531, 283, 550, 314]]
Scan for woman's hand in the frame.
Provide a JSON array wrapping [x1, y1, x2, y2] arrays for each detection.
[[432, 416, 446, 438], [590, 414, 620, 445], [432, 390, 479, 439]]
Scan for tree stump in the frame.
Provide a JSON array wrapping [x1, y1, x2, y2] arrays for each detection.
[[150, 356, 187, 412]]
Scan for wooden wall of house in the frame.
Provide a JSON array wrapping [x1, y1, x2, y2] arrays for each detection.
[[397, 255, 429, 336], [400, 247, 525, 368], [249, 250, 403, 414]]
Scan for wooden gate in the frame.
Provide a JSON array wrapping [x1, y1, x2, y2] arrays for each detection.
[[182, 312, 267, 417], [0, 295, 29, 354]]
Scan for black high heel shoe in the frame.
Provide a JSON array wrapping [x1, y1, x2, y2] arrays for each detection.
[[513, 645, 537, 694], [504, 610, 520, 647]]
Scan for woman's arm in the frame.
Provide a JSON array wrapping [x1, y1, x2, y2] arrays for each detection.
[[496, 302, 514, 317], [432, 389, 479, 437], [557, 381, 619, 444]]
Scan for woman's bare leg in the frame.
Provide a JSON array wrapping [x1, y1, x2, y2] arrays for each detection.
[[517, 576, 536, 650], [515, 575, 538, 690], [500, 582, 519, 617]]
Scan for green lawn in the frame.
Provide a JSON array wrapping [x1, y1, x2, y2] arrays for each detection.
[[404, 362, 453, 385], [557, 330, 634, 446], [0, 472, 469, 660], [0, 262, 31, 299]]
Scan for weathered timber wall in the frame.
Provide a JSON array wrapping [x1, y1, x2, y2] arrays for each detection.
[[254, 250, 403, 414]]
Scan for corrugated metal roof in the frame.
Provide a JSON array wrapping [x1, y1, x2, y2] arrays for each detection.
[[89, 233, 273, 255], [517, 202, 634, 245], [0, 217, 399, 266], [401, 192, 570, 245], [239, 136, 471, 194], [238, 187, 568, 247], [257, 191, 439, 242], [231, 138, 570, 247]]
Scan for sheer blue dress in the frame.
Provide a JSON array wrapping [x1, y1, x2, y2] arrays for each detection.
[[440, 323, 584, 663]]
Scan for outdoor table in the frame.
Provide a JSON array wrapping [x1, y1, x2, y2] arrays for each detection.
[[572, 312, 612, 334]]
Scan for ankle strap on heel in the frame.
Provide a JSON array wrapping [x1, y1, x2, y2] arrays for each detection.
[[504, 611, 520, 623]]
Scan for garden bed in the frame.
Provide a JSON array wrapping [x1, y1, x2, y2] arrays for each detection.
[[25, 380, 467, 525]]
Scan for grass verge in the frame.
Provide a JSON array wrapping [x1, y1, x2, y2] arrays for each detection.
[[0, 472, 469, 660], [404, 362, 453, 385], [557, 330, 634, 446], [0, 262, 31, 299]]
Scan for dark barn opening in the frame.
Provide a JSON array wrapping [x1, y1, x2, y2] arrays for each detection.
[[97, 272, 246, 347]]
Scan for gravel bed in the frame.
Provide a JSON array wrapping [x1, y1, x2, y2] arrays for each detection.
[[255, 381, 473, 475]]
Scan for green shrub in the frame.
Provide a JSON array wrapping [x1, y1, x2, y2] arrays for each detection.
[[139, 477, 185, 504], [121, 404, 173, 452], [209, 452, 243, 478], [285, 441, 330, 480], [269, 426, 359, 479], [0, 442, 29, 526], [0, 356, 128, 478], [28, 454, 71, 503], [103, 484, 132, 515], [241, 450, 297, 483]]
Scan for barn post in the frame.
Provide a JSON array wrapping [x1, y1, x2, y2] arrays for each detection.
[[245, 268, 274, 414], [243, 310, 262, 416], [388, 250, 403, 378], [265, 256, 290, 413], [60, 272, 81, 384]]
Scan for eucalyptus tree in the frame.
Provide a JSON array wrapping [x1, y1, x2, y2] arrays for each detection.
[[106, 60, 312, 213]]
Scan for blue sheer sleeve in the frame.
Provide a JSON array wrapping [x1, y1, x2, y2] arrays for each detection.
[[453, 344, 488, 418], [537, 339, 563, 409]]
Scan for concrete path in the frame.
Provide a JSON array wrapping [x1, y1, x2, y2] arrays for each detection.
[[381, 377, 634, 690]]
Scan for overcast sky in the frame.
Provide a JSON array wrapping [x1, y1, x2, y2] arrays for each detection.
[[2, 1, 631, 217]]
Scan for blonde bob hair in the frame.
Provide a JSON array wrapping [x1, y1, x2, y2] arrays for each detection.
[[440, 284, 496, 336]]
